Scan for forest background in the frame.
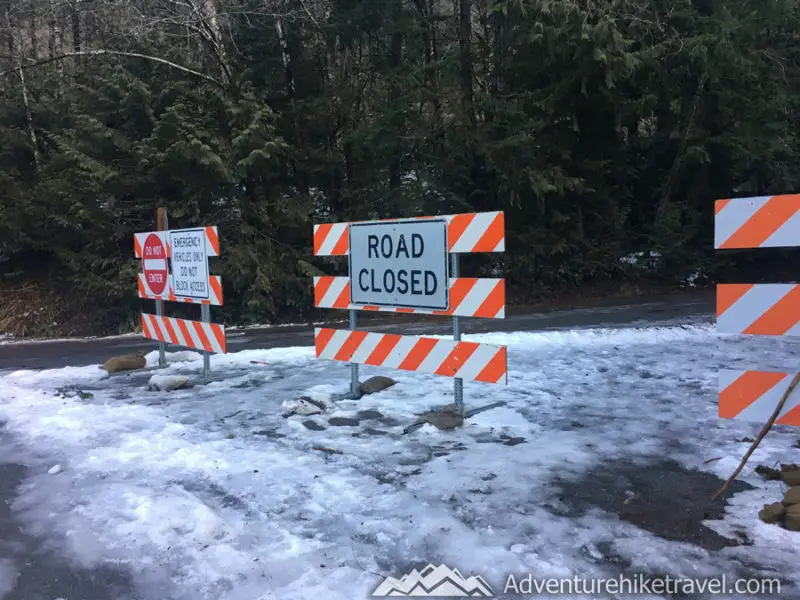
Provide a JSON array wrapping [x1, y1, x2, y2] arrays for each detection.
[[1, 0, 798, 337]]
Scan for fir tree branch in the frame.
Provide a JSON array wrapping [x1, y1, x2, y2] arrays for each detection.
[[0, 50, 225, 87]]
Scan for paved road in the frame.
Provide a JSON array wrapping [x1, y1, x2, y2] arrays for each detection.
[[0, 291, 715, 371], [0, 290, 716, 600]]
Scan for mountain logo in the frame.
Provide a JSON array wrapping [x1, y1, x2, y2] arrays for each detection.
[[372, 563, 494, 597]]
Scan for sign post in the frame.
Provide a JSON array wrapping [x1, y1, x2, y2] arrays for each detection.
[[450, 252, 463, 416], [349, 309, 359, 398], [168, 227, 212, 382], [313, 211, 508, 420], [155, 209, 169, 367], [134, 222, 226, 380]]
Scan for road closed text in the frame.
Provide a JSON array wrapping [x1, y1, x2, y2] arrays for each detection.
[[358, 233, 438, 297], [349, 219, 449, 310]]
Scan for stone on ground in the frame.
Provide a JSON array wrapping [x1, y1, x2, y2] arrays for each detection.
[[282, 397, 326, 417], [782, 486, 800, 506], [102, 354, 146, 373], [359, 376, 397, 395], [758, 502, 786, 524], [781, 468, 800, 487], [414, 404, 464, 430], [784, 504, 800, 531], [147, 374, 190, 392]]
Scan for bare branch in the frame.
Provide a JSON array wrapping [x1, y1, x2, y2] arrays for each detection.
[[0, 48, 225, 86]]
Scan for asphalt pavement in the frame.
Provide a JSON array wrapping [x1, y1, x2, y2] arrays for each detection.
[[0, 291, 715, 371]]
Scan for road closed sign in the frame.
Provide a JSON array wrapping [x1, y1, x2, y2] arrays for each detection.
[[349, 218, 449, 310], [169, 228, 210, 300]]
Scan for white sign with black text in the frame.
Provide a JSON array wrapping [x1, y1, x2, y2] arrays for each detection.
[[349, 218, 449, 310], [169, 228, 210, 300]]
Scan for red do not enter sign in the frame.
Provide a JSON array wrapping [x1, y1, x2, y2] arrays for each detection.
[[142, 233, 168, 295]]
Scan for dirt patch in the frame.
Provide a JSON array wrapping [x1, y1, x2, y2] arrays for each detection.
[[0, 280, 108, 338], [554, 459, 753, 551]]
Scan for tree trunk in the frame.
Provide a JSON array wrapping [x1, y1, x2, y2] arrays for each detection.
[[413, 0, 443, 150], [458, 0, 475, 127], [71, 0, 81, 54], [275, 19, 299, 142], [388, 1, 404, 198], [200, 0, 230, 83], [654, 73, 708, 230], [48, 0, 64, 79], [5, 8, 40, 170]]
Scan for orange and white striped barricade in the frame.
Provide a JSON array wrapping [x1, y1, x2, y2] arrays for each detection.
[[715, 194, 800, 426], [315, 328, 507, 384], [312, 211, 507, 419], [141, 314, 227, 354], [134, 223, 225, 381], [313, 276, 505, 318], [719, 369, 800, 427]]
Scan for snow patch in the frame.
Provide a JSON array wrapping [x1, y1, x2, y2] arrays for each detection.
[[0, 319, 799, 599], [0, 558, 18, 598], [144, 350, 203, 367], [148, 374, 191, 391]]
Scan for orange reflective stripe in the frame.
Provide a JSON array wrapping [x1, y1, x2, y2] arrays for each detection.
[[720, 195, 800, 249], [719, 371, 786, 419]]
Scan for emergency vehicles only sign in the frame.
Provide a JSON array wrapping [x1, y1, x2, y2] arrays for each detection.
[[348, 218, 449, 310], [169, 228, 209, 300]]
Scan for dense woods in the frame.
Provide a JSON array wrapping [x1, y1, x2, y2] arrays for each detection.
[[1, 0, 799, 336]]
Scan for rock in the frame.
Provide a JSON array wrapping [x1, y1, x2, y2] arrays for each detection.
[[758, 502, 786, 524], [356, 409, 384, 421], [148, 374, 190, 392], [300, 396, 329, 411], [361, 428, 388, 437], [102, 353, 146, 373], [502, 437, 526, 447], [328, 417, 360, 427], [282, 398, 324, 417], [781, 469, 800, 487], [756, 465, 783, 481], [302, 420, 326, 431], [312, 445, 342, 455], [782, 487, 800, 506], [359, 376, 397, 395], [414, 404, 464, 430], [784, 504, 800, 531]]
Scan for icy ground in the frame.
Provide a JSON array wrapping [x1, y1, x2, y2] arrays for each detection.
[[1, 320, 799, 599]]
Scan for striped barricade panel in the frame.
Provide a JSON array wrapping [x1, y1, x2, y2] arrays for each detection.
[[717, 283, 800, 336], [134, 226, 220, 258], [313, 211, 505, 256], [313, 276, 505, 318], [138, 274, 224, 306], [719, 369, 800, 426], [314, 328, 507, 384], [715, 194, 800, 249], [141, 313, 226, 354]]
